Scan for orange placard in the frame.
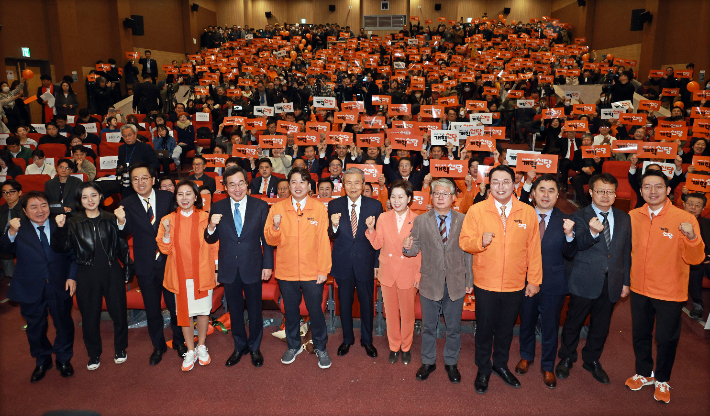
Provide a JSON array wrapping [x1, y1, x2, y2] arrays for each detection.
[[389, 133, 423, 151], [371, 95, 391, 105], [517, 154, 558, 174], [438, 96, 459, 107], [259, 135, 287, 149], [648, 69, 666, 78], [430, 159, 468, 177], [477, 165, 492, 184], [466, 100, 488, 111], [638, 100, 661, 112], [294, 132, 319, 146], [580, 145, 612, 158], [421, 105, 445, 118], [674, 70, 693, 78], [466, 137, 496, 152], [692, 156, 710, 172], [572, 104, 596, 115], [686, 173, 710, 192], [349, 164, 382, 182], [232, 145, 259, 158], [223, 116, 245, 126], [306, 121, 330, 132], [245, 118, 267, 130], [356, 133, 385, 147], [23, 96, 38, 105], [544, 108, 564, 119], [360, 116, 386, 129], [411, 191, 430, 210], [333, 112, 359, 124], [661, 88, 679, 96], [564, 120, 588, 132], [276, 120, 300, 134], [126, 51, 139, 59], [483, 87, 499, 96], [612, 140, 642, 153], [325, 131, 353, 145], [636, 142, 678, 159], [506, 90, 525, 99], [202, 154, 227, 167], [655, 127, 687, 141], [619, 113, 647, 126], [388, 104, 411, 116]]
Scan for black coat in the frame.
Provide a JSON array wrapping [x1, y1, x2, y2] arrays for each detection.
[[44, 176, 83, 214], [133, 81, 162, 114], [118, 190, 173, 271], [138, 58, 158, 79], [117, 142, 160, 172]]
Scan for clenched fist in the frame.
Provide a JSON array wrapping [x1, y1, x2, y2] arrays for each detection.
[[114, 206, 126, 225], [331, 213, 341, 228], [482, 232, 495, 248], [562, 218, 575, 238], [679, 222, 696, 240], [8, 218, 21, 236], [55, 214, 66, 228], [589, 217, 604, 235], [403, 235, 413, 251], [209, 213, 222, 232], [365, 215, 376, 231], [273, 214, 282, 230], [162, 217, 171, 234]]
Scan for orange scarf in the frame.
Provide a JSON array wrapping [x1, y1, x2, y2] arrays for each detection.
[[174, 211, 206, 326]]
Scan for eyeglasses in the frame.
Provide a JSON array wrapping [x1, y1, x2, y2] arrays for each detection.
[[226, 181, 247, 190], [58, 166, 72, 171], [1, 190, 17, 196], [593, 190, 616, 196], [132, 176, 152, 184], [432, 192, 453, 198], [641, 184, 666, 192], [685, 202, 704, 209], [490, 180, 513, 188]]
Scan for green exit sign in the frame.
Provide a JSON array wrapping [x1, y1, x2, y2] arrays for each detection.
[[21, 47, 30, 57]]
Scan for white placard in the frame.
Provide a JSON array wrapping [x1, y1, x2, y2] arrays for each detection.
[[564, 91, 581, 100], [99, 156, 118, 170], [641, 161, 674, 178], [254, 106, 274, 116], [59, 132, 68, 137], [195, 112, 210, 122], [430, 130, 460, 146], [274, 102, 294, 114], [0, 135, 7, 146], [456, 126, 484, 138], [32, 124, 47, 134], [71, 173, 84, 180], [506, 150, 540, 166], [393, 62, 406, 69], [105, 132, 122, 143], [407, 38, 418, 46], [245, 34, 253, 40], [80, 123, 97, 133], [612, 100, 634, 110], [517, 99, 535, 108], [601, 108, 626, 119], [67, 115, 75, 124], [44, 158, 55, 167], [313, 96, 337, 108], [469, 113, 493, 124]]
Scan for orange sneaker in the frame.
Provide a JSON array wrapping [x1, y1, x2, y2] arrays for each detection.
[[625, 374, 655, 391], [197, 345, 211, 366], [654, 381, 671, 404]]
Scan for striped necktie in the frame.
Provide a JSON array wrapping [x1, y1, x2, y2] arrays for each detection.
[[144, 198, 155, 226], [500, 206, 507, 233], [438, 215, 447, 245], [351, 203, 358, 237]]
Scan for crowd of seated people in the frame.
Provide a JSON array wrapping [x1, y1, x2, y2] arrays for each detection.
[[2, 13, 709, 407]]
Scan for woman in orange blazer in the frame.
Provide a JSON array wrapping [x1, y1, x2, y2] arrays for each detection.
[[366, 180, 421, 365], [157, 179, 217, 372]]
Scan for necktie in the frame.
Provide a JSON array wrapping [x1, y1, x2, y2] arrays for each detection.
[[350, 203, 358, 238], [438, 215, 447, 245], [307, 159, 313, 171], [600, 211, 611, 248], [260, 178, 267, 194], [144, 198, 155, 226], [296, 205, 303, 217], [539, 213, 547, 241], [234, 202, 242, 237], [500, 206, 507, 233], [37, 225, 52, 260], [569, 139, 575, 160]]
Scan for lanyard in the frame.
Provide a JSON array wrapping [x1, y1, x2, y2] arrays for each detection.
[[126, 144, 137, 165]]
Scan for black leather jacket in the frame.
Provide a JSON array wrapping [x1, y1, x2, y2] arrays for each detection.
[[51, 210, 133, 280]]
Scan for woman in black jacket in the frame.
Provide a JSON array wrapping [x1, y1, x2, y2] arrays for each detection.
[[682, 137, 709, 164], [52, 182, 131, 371], [0, 149, 24, 178], [55, 81, 79, 116]]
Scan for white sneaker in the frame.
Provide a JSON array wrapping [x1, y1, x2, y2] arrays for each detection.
[[87, 357, 100, 371], [182, 350, 197, 372], [196, 345, 211, 366]]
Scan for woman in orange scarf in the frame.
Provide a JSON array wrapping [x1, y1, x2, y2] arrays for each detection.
[[157, 179, 217, 372]]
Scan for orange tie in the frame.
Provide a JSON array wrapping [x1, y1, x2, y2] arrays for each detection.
[[500, 206, 507, 233], [296, 205, 303, 217]]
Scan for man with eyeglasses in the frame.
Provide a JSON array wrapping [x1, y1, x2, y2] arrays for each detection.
[[117, 124, 160, 197], [188, 155, 216, 194], [44, 159, 82, 215], [459, 165, 542, 394], [116, 162, 185, 366], [682, 193, 710, 319], [205, 165, 274, 368], [402, 178, 472, 384], [0, 180, 24, 277], [570, 133, 604, 206], [556, 173, 631, 386], [625, 170, 705, 403]]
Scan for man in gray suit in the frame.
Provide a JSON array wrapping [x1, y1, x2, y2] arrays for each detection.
[[556, 173, 631, 385], [403, 178, 473, 384]]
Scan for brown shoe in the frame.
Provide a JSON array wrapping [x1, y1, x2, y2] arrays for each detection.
[[515, 359, 533, 375], [542, 370, 557, 388]]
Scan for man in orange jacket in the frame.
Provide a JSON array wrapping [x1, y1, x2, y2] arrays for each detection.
[[459, 165, 543, 395], [624, 170, 705, 404], [264, 166, 333, 370]]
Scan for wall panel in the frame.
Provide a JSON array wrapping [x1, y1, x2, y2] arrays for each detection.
[[129, 0, 186, 53]]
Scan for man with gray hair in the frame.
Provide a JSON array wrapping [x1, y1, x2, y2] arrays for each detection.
[[570, 133, 604, 207], [403, 178, 473, 383], [327, 167, 383, 358], [117, 124, 160, 197]]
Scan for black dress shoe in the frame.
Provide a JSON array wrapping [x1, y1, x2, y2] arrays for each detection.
[[492, 366, 521, 388], [337, 342, 354, 356], [250, 349, 264, 368], [361, 342, 378, 358], [31, 363, 52, 383], [174, 342, 187, 359], [149, 346, 168, 366], [225, 347, 249, 367], [388, 350, 400, 364], [416, 364, 437, 381], [583, 361, 610, 384], [445, 364, 461, 384], [401, 351, 412, 365], [555, 358, 574, 380], [474, 372, 489, 394], [56, 360, 74, 378]]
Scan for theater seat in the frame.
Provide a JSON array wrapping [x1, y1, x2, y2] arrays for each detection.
[[16, 174, 51, 192], [211, 286, 225, 313]]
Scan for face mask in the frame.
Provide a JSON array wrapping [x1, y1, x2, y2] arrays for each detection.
[[415, 94, 421, 98], [600, 97, 606, 102], [111, 64, 115, 68], [565, 102, 571, 106], [464, 87, 470, 91], [2, 87, 9, 93]]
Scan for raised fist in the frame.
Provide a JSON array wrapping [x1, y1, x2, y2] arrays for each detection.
[[331, 213, 341, 228], [589, 217, 604, 235], [273, 214, 282, 229], [562, 218, 575, 238], [8, 218, 21, 236], [114, 206, 126, 225], [403, 235, 413, 251], [365, 215, 376, 231], [55, 214, 66, 228], [482, 232, 495, 248]]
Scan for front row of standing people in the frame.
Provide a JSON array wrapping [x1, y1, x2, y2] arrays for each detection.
[[5, 163, 704, 404]]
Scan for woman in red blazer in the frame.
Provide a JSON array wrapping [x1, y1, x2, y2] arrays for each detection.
[[366, 180, 421, 365]]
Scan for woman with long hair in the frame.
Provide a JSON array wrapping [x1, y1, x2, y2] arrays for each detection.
[[157, 179, 217, 371], [55, 81, 79, 116]]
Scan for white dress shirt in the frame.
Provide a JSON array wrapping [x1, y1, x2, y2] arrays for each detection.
[[333, 195, 361, 232]]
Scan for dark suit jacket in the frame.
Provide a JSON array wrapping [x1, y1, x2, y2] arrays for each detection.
[[188, 173, 216, 194], [250, 90, 276, 107], [117, 142, 160, 172], [537, 208, 577, 296], [572, 149, 604, 173], [328, 195, 383, 281], [0, 219, 77, 304], [691, 216, 710, 269], [383, 159, 430, 191], [304, 157, 323, 175], [44, 176, 83, 214], [569, 205, 631, 302], [204, 196, 274, 284], [138, 58, 158, 78], [249, 175, 278, 197], [133, 81, 161, 113], [118, 190, 173, 272]]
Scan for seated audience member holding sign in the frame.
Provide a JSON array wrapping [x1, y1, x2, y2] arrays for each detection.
[[188, 155, 216, 194], [249, 158, 278, 197], [44, 159, 81, 214]]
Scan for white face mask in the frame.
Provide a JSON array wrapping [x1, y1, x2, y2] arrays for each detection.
[[464, 87, 471, 92], [600, 97, 606, 102], [1, 87, 9, 93]]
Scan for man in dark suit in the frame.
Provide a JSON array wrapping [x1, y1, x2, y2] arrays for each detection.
[[0, 179, 24, 277], [682, 193, 710, 319], [302, 145, 322, 174], [117, 162, 185, 365], [205, 166, 274, 367], [44, 159, 82, 215], [187, 155, 217, 194], [249, 158, 279, 197], [514, 174, 578, 389], [117, 125, 160, 197], [382, 147, 430, 191], [250, 80, 276, 107], [0, 191, 77, 382], [133, 76, 162, 114], [138, 50, 158, 83], [328, 167, 383, 358], [556, 172, 631, 385], [403, 178, 473, 384], [570, 134, 604, 206]]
